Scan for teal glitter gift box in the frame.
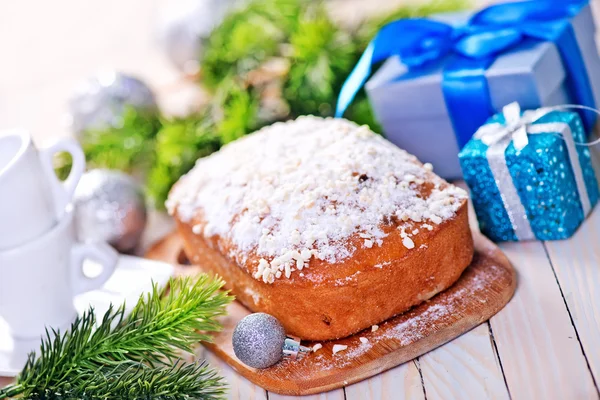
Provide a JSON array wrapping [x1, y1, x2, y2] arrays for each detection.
[[459, 103, 599, 242]]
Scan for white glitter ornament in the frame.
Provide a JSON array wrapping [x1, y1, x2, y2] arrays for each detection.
[[232, 313, 311, 369], [74, 169, 147, 254], [156, 0, 238, 74], [68, 71, 157, 136]]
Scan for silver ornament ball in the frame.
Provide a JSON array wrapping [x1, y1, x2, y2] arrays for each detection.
[[68, 70, 157, 136], [232, 313, 287, 369], [74, 169, 147, 254]]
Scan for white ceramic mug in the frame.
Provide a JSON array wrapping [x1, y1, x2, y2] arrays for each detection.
[[0, 207, 118, 338], [0, 129, 85, 250]]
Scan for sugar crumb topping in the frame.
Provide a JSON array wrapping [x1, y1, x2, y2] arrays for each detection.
[[332, 344, 348, 355], [167, 116, 466, 283]]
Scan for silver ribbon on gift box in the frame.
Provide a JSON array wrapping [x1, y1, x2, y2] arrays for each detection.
[[474, 102, 592, 241]]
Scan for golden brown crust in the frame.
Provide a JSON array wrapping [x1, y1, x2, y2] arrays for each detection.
[[175, 200, 473, 341]]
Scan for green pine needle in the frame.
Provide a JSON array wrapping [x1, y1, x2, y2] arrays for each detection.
[[0, 276, 233, 399], [54, 106, 162, 181], [85, 361, 225, 400], [6, 361, 225, 400], [146, 113, 221, 209], [212, 77, 260, 144], [201, 0, 307, 89], [283, 3, 355, 117], [80, 106, 162, 175]]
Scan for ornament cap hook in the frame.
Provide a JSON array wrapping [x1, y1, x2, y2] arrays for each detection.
[[282, 335, 311, 360]]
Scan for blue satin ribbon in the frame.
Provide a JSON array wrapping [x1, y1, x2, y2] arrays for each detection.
[[335, 19, 455, 121], [336, 0, 595, 149]]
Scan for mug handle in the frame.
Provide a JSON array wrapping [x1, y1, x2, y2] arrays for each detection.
[[70, 241, 118, 295], [38, 137, 86, 219]]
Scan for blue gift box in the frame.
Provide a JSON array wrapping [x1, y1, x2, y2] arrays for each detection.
[[459, 104, 599, 242], [336, 1, 600, 180]]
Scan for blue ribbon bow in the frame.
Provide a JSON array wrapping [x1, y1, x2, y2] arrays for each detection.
[[336, 0, 595, 149]]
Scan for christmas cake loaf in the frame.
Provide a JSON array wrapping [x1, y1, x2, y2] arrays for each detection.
[[167, 116, 473, 340]]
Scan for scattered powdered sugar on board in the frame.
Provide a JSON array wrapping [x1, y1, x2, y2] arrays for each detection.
[[309, 261, 502, 369], [379, 266, 490, 346], [167, 116, 467, 283], [309, 338, 376, 370], [383, 303, 450, 346]]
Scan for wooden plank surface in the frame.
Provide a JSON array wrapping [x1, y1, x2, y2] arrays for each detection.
[[541, 142, 600, 391], [196, 347, 268, 400], [491, 241, 598, 400], [419, 323, 509, 400], [544, 221, 600, 391], [344, 362, 425, 400], [268, 389, 346, 400]]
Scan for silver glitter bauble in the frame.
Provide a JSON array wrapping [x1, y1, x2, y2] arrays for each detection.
[[156, 0, 237, 74], [68, 71, 157, 136], [232, 313, 287, 369], [74, 169, 147, 254], [232, 313, 311, 369]]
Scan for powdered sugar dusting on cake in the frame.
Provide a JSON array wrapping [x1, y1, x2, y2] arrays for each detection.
[[167, 116, 467, 283]]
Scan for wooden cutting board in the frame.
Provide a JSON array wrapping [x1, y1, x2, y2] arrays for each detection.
[[146, 231, 516, 396]]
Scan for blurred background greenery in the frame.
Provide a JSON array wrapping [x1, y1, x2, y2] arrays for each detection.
[[59, 0, 471, 209]]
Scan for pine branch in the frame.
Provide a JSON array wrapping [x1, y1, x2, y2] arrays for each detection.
[[283, 3, 356, 117], [80, 107, 161, 174], [20, 361, 226, 400], [146, 114, 221, 209], [200, 0, 305, 89], [54, 106, 162, 181], [212, 77, 260, 144], [0, 276, 233, 399]]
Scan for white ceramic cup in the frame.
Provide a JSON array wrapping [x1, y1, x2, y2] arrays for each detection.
[[0, 207, 118, 338], [0, 129, 85, 250]]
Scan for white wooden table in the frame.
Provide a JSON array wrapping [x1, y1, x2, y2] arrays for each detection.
[[1, 0, 600, 398]]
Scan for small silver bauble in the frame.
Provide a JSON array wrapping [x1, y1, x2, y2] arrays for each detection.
[[68, 70, 157, 136], [156, 0, 238, 74], [232, 313, 311, 369], [74, 169, 147, 254]]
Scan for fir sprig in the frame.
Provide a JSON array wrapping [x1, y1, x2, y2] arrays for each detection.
[[80, 106, 162, 175], [146, 113, 221, 209], [3, 361, 225, 400], [54, 106, 162, 181], [283, 3, 356, 117], [0, 276, 233, 399], [212, 77, 260, 143], [201, 0, 305, 88]]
